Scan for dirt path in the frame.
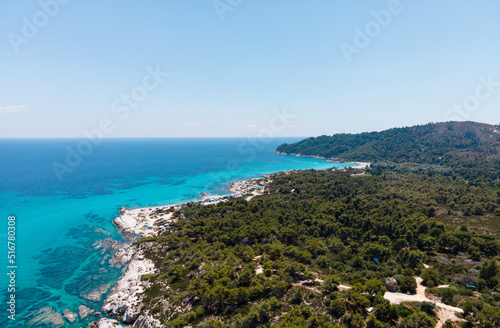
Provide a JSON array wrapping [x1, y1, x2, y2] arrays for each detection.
[[384, 277, 464, 328], [291, 281, 322, 294], [246, 189, 263, 201], [314, 279, 351, 291]]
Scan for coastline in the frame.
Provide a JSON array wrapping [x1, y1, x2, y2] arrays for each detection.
[[96, 176, 272, 327], [274, 151, 371, 169], [348, 161, 371, 169], [112, 177, 269, 238], [96, 159, 370, 327]]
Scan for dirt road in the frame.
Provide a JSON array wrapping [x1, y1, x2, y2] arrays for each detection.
[[384, 277, 464, 328]]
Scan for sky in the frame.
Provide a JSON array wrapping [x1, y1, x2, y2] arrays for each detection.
[[1, 0, 500, 138]]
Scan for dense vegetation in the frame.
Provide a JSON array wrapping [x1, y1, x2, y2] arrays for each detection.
[[276, 122, 500, 185], [136, 167, 500, 327]]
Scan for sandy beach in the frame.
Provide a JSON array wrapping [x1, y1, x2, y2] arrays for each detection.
[[274, 151, 371, 171], [350, 162, 371, 169]]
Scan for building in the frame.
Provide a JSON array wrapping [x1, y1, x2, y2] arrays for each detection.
[[386, 277, 398, 292]]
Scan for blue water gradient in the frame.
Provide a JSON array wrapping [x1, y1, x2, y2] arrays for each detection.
[[0, 138, 351, 327]]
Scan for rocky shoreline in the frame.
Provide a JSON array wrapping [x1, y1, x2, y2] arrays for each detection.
[[100, 251, 159, 327], [91, 166, 366, 327], [89, 217, 164, 328], [91, 175, 274, 327]]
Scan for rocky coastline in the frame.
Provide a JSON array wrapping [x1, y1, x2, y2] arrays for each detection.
[[101, 252, 159, 327], [88, 216, 164, 328], [91, 175, 273, 327]]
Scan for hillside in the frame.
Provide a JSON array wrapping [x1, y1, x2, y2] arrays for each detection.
[[276, 122, 500, 164], [133, 170, 500, 328], [102, 122, 500, 328]]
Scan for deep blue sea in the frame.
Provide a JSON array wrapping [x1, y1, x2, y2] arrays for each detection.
[[0, 138, 351, 327]]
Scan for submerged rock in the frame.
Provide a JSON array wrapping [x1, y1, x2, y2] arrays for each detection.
[[95, 227, 112, 236], [79, 304, 95, 319], [63, 309, 76, 323], [86, 290, 103, 302], [100, 283, 112, 293], [27, 307, 65, 327]]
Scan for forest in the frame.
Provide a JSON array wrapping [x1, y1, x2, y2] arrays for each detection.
[[276, 122, 500, 185], [135, 165, 500, 327]]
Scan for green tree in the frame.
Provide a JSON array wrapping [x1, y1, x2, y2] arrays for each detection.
[[440, 288, 455, 306], [419, 301, 436, 316], [400, 276, 417, 293], [351, 256, 364, 269], [328, 299, 346, 319], [479, 259, 500, 289], [201, 320, 224, 328], [322, 275, 340, 293], [366, 314, 385, 328], [462, 301, 478, 317], [420, 268, 438, 287], [403, 311, 436, 328], [341, 312, 364, 328], [374, 297, 398, 322], [268, 243, 284, 261], [364, 278, 385, 297], [348, 291, 370, 309], [478, 306, 500, 328], [238, 268, 254, 287], [290, 287, 304, 305], [442, 320, 455, 328], [317, 255, 329, 269]]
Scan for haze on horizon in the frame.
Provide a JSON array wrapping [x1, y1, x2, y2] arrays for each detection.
[[1, 1, 499, 138]]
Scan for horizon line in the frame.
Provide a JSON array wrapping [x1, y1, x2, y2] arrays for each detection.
[[0, 136, 313, 140]]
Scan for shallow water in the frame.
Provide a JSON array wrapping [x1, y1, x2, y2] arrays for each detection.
[[0, 138, 351, 327]]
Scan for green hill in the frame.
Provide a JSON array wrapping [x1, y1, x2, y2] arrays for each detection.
[[138, 170, 500, 327], [276, 121, 500, 164], [127, 121, 500, 328]]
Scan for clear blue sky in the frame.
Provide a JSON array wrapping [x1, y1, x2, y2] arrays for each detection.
[[1, 1, 499, 138]]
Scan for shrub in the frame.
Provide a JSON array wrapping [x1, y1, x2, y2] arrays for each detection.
[[322, 275, 340, 293], [440, 288, 456, 306], [420, 301, 436, 316]]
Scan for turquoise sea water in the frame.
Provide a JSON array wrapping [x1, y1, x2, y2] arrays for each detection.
[[0, 138, 351, 327]]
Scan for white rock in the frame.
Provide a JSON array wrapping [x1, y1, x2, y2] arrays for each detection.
[[95, 318, 124, 328], [106, 209, 162, 327], [113, 208, 162, 238], [102, 251, 156, 324], [133, 314, 163, 328], [113, 213, 139, 235], [113, 243, 136, 266], [123, 305, 141, 324]]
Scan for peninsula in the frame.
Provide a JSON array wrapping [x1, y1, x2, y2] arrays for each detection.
[[94, 121, 500, 328]]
